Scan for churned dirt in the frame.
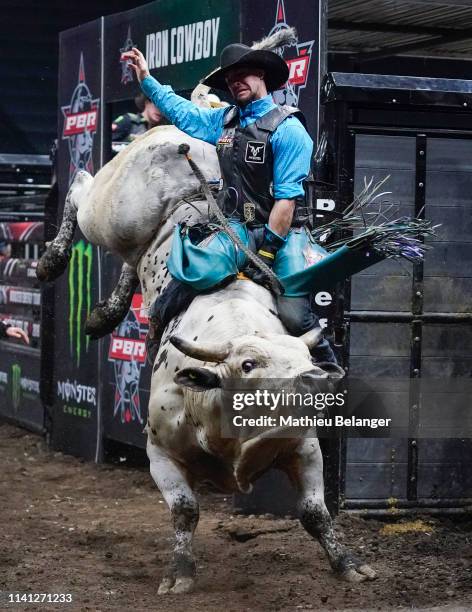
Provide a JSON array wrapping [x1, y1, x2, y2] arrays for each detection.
[[1, 421, 472, 612]]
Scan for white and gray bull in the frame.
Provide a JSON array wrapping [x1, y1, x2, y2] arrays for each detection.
[[38, 86, 376, 596], [38, 128, 377, 593], [37, 113, 220, 335], [137, 266, 376, 593]]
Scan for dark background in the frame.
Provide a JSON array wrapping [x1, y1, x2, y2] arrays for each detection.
[[4, 0, 472, 156], [0, 0, 145, 154]]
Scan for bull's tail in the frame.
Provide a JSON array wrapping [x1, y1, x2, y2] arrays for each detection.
[[36, 171, 92, 282]]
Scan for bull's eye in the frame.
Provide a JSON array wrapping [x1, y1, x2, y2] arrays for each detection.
[[242, 359, 256, 373]]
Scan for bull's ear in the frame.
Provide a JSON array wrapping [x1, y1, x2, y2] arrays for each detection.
[[174, 367, 221, 391], [316, 362, 345, 379]]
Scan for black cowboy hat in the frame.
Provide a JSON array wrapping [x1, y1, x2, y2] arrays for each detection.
[[201, 43, 289, 93]]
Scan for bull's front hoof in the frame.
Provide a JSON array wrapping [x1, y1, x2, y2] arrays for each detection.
[[337, 555, 377, 583], [157, 577, 174, 594], [84, 302, 126, 339], [36, 244, 71, 282], [158, 576, 195, 595]]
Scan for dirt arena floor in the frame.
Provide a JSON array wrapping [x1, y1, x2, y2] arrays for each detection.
[[1, 421, 472, 612]]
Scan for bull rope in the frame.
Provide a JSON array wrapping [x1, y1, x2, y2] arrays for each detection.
[[178, 144, 284, 295]]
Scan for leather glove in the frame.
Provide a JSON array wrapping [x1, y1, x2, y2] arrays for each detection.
[[244, 225, 286, 290]]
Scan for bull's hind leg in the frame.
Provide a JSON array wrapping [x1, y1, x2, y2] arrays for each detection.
[[147, 439, 199, 594], [84, 263, 139, 338], [37, 171, 92, 282], [287, 438, 376, 583]]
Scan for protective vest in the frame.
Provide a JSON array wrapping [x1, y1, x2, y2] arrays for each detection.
[[215, 105, 307, 227]]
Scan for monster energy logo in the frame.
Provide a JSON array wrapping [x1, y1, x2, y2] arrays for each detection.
[[68, 240, 93, 367], [11, 363, 21, 411]]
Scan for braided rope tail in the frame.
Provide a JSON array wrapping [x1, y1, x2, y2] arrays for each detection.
[[178, 144, 284, 296]]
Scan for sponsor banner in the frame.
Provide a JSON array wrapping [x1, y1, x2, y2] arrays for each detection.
[[57, 379, 97, 407], [0, 356, 42, 429], [53, 19, 101, 460], [107, 291, 148, 430], [104, 0, 239, 100], [60, 52, 100, 186], [102, 257, 150, 447], [58, 23, 101, 189]]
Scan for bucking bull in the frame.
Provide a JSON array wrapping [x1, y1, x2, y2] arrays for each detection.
[[37, 57, 376, 600]]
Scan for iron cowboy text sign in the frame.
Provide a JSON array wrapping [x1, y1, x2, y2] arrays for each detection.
[[104, 1, 238, 98], [145, 17, 221, 68]]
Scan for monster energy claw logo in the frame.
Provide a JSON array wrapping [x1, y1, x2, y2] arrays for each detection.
[[68, 240, 93, 367], [11, 363, 21, 411]]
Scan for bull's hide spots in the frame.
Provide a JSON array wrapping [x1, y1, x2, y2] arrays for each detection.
[[155, 348, 169, 372]]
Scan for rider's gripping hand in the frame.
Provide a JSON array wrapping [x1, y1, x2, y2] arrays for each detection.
[[120, 47, 150, 82], [244, 224, 286, 291]]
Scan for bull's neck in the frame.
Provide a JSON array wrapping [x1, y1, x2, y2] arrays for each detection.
[[186, 280, 285, 341]]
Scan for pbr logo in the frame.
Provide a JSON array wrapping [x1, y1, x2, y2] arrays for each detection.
[[61, 53, 99, 185], [120, 26, 135, 84], [108, 294, 148, 425], [270, 0, 314, 107]]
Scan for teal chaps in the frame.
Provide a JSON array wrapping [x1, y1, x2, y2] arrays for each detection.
[[166, 220, 383, 296]]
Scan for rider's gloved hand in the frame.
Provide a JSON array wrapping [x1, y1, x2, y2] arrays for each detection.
[[120, 47, 150, 82], [244, 224, 286, 289]]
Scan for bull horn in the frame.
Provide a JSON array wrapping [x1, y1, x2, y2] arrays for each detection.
[[170, 335, 230, 363], [299, 327, 323, 350]]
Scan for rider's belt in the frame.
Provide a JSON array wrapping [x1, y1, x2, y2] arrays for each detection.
[[218, 199, 311, 229]]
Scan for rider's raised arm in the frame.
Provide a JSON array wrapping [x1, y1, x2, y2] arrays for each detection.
[[140, 75, 226, 145], [121, 46, 226, 145]]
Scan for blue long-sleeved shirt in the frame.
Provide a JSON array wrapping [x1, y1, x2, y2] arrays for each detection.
[[141, 75, 313, 200]]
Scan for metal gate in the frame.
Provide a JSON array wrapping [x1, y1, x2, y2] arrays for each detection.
[[321, 73, 472, 511]]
